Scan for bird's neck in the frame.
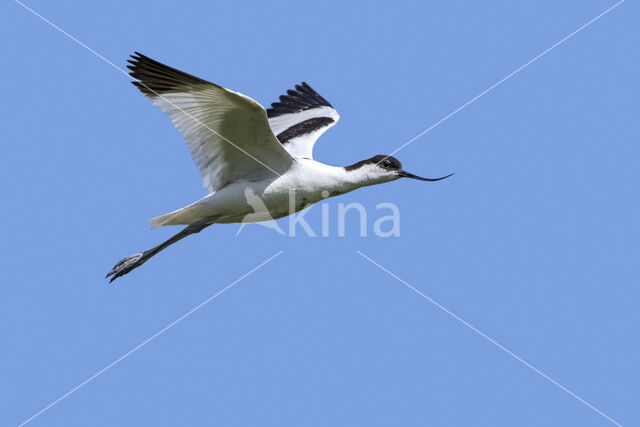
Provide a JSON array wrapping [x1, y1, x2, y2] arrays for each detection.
[[295, 160, 384, 198], [340, 168, 372, 189], [339, 164, 387, 189], [323, 165, 388, 197]]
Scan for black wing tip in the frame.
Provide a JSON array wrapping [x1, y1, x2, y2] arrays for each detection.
[[127, 51, 147, 75], [129, 51, 150, 65], [126, 51, 213, 96], [266, 82, 333, 118]]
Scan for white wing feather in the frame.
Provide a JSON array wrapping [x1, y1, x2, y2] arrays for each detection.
[[266, 83, 340, 160], [128, 53, 293, 192]]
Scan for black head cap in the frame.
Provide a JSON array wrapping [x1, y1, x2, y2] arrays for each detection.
[[345, 155, 402, 172]]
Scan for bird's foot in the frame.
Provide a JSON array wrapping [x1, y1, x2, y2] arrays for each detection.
[[106, 251, 148, 283]]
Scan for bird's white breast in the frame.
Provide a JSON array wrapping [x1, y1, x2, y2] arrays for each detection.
[[200, 159, 357, 223]]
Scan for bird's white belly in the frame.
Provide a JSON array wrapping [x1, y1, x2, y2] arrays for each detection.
[[199, 163, 353, 224]]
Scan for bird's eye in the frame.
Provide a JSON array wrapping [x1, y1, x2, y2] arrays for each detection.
[[382, 160, 391, 167]]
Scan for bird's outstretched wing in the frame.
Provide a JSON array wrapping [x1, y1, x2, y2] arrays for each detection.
[[266, 82, 340, 159], [127, 52, 293, 192]]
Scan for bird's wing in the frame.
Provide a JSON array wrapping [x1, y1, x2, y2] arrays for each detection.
[[266, 82, 340, 159], [127, 52, 293, 192]]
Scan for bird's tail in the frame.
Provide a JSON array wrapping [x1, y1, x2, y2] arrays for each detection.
[[150, 201, 212, 228]]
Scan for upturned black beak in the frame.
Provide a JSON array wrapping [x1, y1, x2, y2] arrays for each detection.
[[398, 171, 454, 182]]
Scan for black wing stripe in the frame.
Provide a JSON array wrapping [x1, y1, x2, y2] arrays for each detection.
[[267, 82, 333, 118], [276, 117, 335, 144]]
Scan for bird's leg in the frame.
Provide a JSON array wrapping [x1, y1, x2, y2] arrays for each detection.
[[106, 215, 219, 283]]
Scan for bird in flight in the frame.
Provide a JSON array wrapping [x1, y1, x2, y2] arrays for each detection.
[[107, 52, 453, 282]]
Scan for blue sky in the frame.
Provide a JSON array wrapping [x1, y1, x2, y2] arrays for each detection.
[[1, 0, 638, 425]]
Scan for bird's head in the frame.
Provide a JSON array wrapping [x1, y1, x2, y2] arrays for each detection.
[[344, 154, 453, 186]]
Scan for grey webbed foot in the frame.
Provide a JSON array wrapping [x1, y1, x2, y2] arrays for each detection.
[[106, 251, 149, 283]]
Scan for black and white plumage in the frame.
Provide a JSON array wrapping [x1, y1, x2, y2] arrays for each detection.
[[107, 52, 452, 282], [127, 52, 293, 193], [266, 82, 340, 159]]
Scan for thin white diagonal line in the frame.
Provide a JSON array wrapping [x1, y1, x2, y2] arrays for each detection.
[[13, 0, 283, 178], [356, 250, 622, 427], [383, 0, 624, 161], [18, 250, 283, 427]]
